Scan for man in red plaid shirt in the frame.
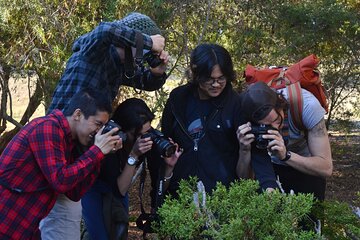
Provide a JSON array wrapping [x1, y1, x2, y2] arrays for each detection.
[[0, 88, 122, 239]]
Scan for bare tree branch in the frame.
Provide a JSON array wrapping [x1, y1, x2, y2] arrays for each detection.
[[197, 0, 212, 45]]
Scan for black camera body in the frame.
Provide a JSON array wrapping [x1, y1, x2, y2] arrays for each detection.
[[102, 120, 127, 142], [250, 124, 278, 149], [142, 128, 176, 158], [143, 52, 162, 68]]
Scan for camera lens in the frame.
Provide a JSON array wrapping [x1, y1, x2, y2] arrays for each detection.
[[250, 123, 276, 149], [144, 52, 162, 68], [153, 138, 176, 158], [163, 144, 177, 158], [255, 136, 269, 149], [144, 129, 176, 157]]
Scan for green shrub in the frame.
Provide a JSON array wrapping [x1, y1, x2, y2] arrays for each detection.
[[155, 178, 360, 239], [155, 178, 320, 239], [320, 200, 360, 240]]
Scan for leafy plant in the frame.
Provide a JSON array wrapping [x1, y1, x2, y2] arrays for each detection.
[[155, 178, 360, 239], [319, 200, 360, 240], [155, 178, 320, 239]]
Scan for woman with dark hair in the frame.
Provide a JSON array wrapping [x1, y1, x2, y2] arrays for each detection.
[[152, 43, 258, 197], [81, 98, 181, 240]]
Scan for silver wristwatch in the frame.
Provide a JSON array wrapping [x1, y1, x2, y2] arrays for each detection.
[[127, 156, 137, 166]]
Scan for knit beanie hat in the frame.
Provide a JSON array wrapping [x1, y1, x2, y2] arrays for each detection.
[[116, 12, 161, 36], [241, 82, 278, 122]]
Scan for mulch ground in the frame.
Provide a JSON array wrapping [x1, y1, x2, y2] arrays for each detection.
[[326, 133, 360, 204], [127, 133, 360, 239]]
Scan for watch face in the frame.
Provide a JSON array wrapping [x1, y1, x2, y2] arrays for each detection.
[[127, 157, 137, 166]]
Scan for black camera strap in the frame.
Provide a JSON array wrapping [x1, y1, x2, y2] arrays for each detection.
[[124, 31, 145, 94], [124, 46, 135, 79], [136, 159, 165, 239], [134, 31, 145, 93], [134, 31, 144, 67]]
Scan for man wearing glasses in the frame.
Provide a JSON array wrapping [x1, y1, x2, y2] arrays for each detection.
[[150, 44, 278, 199]]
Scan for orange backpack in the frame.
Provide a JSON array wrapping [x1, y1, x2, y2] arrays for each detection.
[[244, 54, 328, 130]]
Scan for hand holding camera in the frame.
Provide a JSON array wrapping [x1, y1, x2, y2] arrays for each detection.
[[162, 141, 183, 169], [237, 122, 254, 151], [240, 122, 287, 159], [260, 125, 287, 159], [141, 128, 176, 158], [250, 124, 279, 150], [147, 50, 169, 75], [101, 120, 127, 142], [94, 124, 121, 155], [130, 133, 154, 159], [150, 34, 165, 53], [239, 123, 281, 149], [95, 120, 126, 154]]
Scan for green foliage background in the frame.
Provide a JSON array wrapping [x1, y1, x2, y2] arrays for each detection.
[[0, 0, 359, 142]]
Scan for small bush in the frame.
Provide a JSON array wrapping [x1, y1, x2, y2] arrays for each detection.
[[320, 200, 360, 240], [155, 178, 320, 239], [155, 178, 360, 239]]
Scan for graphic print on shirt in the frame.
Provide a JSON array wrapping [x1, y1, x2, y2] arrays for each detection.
[[188, 118, 204, 141]]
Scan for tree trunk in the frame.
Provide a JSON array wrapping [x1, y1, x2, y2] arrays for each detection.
[[0, 80, 43, 154]]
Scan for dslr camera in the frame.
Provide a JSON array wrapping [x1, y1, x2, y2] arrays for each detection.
[[143, 51, 163, 68], [102, 120, 127, 142], [142, 128, 176, 158], [250, 124, 278, 149]]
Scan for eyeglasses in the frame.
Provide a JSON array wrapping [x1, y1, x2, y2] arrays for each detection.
[[202, 76, 227, 86]]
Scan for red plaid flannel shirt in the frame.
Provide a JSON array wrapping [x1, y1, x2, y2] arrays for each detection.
[[0, 110, 104, 239]]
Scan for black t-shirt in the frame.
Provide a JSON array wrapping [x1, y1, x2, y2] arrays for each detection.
[[186, 94, 211, 141]]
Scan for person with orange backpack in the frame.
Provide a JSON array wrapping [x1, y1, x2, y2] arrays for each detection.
[[237, 81, 333, 200]]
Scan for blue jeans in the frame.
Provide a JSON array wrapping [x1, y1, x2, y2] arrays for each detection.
[[81, 180, 128, 240]]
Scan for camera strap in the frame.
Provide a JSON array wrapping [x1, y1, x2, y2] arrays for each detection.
[[136, 159, 165, 239], [134, 31, 145, 93], [124, 31, 145, 94], [124, 46, 135, 79], [134, 31, 144, 67]]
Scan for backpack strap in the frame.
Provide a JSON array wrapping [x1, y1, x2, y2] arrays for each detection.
[[267, 69, 305, 130], [286, 81, 305, 130]]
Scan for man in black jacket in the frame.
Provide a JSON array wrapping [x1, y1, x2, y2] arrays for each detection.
[[151, 44, 277, 198]]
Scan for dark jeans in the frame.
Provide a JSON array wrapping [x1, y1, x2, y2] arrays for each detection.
[[81, 180, 129, 240]]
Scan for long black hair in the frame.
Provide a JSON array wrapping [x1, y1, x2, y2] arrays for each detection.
[[188, 43, 236, 85], [111, 98, 154, 137]]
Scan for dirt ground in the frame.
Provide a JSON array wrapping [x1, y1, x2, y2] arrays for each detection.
[[326, 133, 360, 204], [127, 132, 360, 239]]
